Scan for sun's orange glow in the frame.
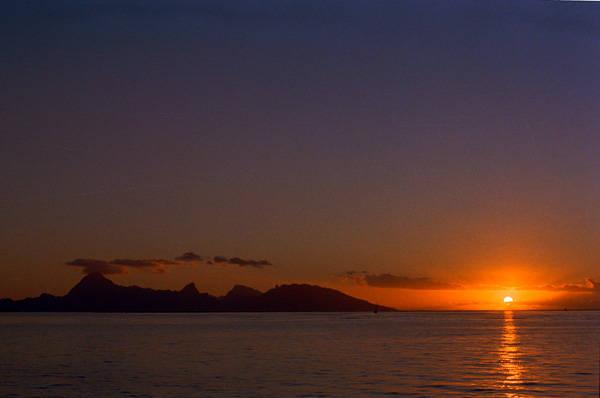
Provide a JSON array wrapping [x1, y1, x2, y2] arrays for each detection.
[[504, 296, 514, 304], [337, 286, 567, 311], [499, 311, 523, 390]]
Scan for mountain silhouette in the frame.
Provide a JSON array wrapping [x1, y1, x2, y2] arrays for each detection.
[[0, 273, 394, 312], [224, 284, 262, 300]]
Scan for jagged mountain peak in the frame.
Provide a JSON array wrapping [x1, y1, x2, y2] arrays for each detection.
[[67, 272, 116, 297], [180, 282, 200, 297], [224, 284, 262, 299], [81, 271, 110, 282]]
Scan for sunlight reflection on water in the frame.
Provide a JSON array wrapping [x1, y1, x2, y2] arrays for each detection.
[[0, 312, 598, 397], [500, 311, 524, 395]]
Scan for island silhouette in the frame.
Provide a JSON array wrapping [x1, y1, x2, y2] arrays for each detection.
[[0, 273, 395, 312]]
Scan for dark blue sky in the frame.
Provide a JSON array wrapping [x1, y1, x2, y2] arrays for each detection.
[[1, 1, 599, 308]]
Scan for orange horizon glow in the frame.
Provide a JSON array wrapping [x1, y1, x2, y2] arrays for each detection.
[[331, 263, 600, 310], [2, 266, 597, 311], [335, 284, 583, 311]]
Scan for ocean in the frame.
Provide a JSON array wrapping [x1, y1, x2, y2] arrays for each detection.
[[1, 311, 598, 397]]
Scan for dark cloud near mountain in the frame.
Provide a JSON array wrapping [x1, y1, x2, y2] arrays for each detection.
[[111, 258, 178, 267], [65, 258, 178, 275], [227, 257, 272, 268], [66, 252, 274, 274], [65, 259, 128, 275], [210, 256, 272, 268], [175, 252, 203, 262], [213, 256, 228, 264]]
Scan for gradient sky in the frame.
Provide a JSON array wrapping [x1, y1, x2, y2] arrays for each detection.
[[1, 0, 599, 309]]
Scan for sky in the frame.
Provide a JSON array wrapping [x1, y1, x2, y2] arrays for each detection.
[[1, 0, 599, 310]]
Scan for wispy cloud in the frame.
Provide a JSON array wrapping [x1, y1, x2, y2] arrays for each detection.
[[524, 290, 600, 310], [337, 271, 599, 293], [174, 252, 203, 262], [66, 252, 274, 275], [65, 258, 179, 275], [337, 271, 468, 290], [208, 256, 272, 268], [226, 257, 272, 268], [525, 278, 599, 293]]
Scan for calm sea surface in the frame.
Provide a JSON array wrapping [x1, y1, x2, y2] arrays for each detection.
[[1, 311, 598, 397]]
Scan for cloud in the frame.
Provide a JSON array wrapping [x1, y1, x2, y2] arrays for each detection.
[[366, 274, 466, 290], [174, 252, 203, 262], [337, 271, 600, 293], [66, 258, 180, 275], [227, 257, 272, 268], [337, 271, 467, 290], [111, 258, 178, 267], [65, 259, 129, 275], [523, 289, 600, 310], [66, 252, 274, 274], [525, 278, 600, 293], [209, 256, 273, 268]]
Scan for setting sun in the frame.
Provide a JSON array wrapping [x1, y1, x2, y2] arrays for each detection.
[[504, 296, 514, 304]]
